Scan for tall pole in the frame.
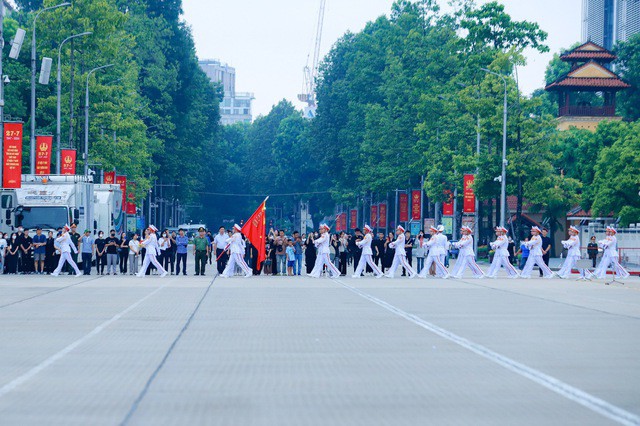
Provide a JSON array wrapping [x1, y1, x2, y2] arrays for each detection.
[[30, 2, 71, 174], [481, 68, 508, 228], [474, 113, 480, 253], [84, 64, 114, 176], [56, 32, 91, 174], [0, 0, 5, 187]]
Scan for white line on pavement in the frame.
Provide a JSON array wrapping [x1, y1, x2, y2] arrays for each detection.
[[333, 278, 640, 426], [0, 282, 169, 399]]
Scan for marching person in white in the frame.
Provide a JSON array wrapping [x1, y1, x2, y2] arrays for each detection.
[[308, 224, 341, 278], [385, 225, 416, 278], [136, 225, 167, 278], [520, 226, 555, 278], [352, 224, 383, 278], [418, 226, 449, 278], [221, 224, 253, 278], [486, 226, 520, 278], [593, 226, 630, 279], [557, 226, 582, 279], [450, 226, 484, 279], [52, 224, 81, 277]]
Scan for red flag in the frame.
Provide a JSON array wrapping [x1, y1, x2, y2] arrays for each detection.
[[60, 149, 76, 175], [104, 171, 115, 184], [241, 197, 268, 266], [3, 123, 23, 188], [463, 174, 476, 213], [35, 135, 53, 175], [399, 193, 409, 222]]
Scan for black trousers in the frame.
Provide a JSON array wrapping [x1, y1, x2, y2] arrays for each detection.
[[119, 251, 128, 273], [176, 253, 187, 275], [540, 253, 550, 276], [82, 253, 92, 275], [164, 251, 175, 273], [216, 249, 228, 274], [195, 251, 208, 275]]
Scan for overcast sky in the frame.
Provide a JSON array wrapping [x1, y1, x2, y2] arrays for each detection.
[[182, 0, 582, 118]]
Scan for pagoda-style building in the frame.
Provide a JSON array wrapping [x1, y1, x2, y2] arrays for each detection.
[[545, 41, 630, 131]]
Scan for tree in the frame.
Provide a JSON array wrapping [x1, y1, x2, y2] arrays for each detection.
[[615, 33, 640, 121]]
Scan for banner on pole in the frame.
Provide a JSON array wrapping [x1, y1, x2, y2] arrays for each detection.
[[411, 190, 421, 221], [35, 135, 52, 175], [3, 123, 23, 188], [379, 203, 387, 228], [399, 193, 409, 222], [443, 190, 454, 216], [116, 176, 127, 211], [241, 198, 268, 267], [463, 174, 476, 213], [104, 171, 115, 184], [60, 149, 76, 175], [370, 205, 378, 228], [350, 209, 357, 230]]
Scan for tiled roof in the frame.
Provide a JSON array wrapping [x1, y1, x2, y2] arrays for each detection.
[[560, 51, 616, 62], [546, 77, 631, 90]]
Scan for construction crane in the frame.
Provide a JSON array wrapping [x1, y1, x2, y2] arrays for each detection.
[[298, 0, 326, 119]]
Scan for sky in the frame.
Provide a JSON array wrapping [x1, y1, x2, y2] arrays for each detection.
[[182, 0, 583, 118]]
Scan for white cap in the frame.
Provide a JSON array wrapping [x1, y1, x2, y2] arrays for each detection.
[[461, 226, 473, 233], [63, 224, 71, 231], [606, 225, 617, 234], [397, 225, 405, 233], [149, 225, 158, 232], [234, 224, 242, 232], [364, 224, 373, 233], [320, 223, 330, 231], [531, 226, 541, 233], [569, 225, 579, 233], [437, 225, 445, 233]]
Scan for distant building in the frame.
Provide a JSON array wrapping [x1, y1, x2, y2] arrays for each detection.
[[198, 59, 254, 125], [582, 0, 640, 50]]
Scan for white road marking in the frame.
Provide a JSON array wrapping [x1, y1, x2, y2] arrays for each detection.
[[334, 278, 640, 426], [0, 283, 168, 398]]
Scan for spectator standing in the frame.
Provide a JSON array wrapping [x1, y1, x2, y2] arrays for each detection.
[[32, 227, 47, 274], [5, 233, 19, 274], [20, 229, 34, 274], [119, 232, 129, 274], [104, 230, 120, 275], [517, 237, 530, 270], [79, 229, 95, 275], [45, 231, 58, 274], [339, 232, 348, 275], [540, 228, 552, 277], [166, 231, 177, 274], [128, 234, 140, 275], [304, 234, 316, 274], [14, 227, 24, 272], [158, 230, 170, 270], [587, 236, 599, 268], [415, 230, 426, 274], [264, 241, 273, 275], [373, 232, 385, 269], [193, 227, 210, 276], [213, 227, 229, 274], [383, 232, 395, 272], [292, 231, 303, 276], [275, 230, 287, 276], [286, 240, 295, 276], [507, 237, 516, 265], [352, 229, 363, 273], [67, 224, 81, 275], [0, 233, 7, 274], [96, 232, 107, 275], [402, 231, 414, 276], [175, 229, 189, 275]]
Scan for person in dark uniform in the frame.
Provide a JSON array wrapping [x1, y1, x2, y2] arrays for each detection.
[[587, 236, 599, 268], [540, 227, 552, 277], [5, 233, 20, 274], [95, 232, 107, 275], [373, 232, 385, 269], [402, 231, 414, 276], [383, 232, 395, 273], [45, 231, 59, 274], [20, 229, 34, 274], [352, 229, 363, 273], [304, 233, 316, 274]]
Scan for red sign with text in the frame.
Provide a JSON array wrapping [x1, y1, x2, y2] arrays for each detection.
[[399, 193, 409, 222], [411, 190, 421, 221], [3, 123, 23, 188], [370, 205, 378, 228], [350, 209, 357, 230], [463, 174, 476, 213], [339, 213, 347, 232], [443, 190, 454, 216], [116, 176, 127, 210], [104, 171, 115, 184], [126, 202, 137, 215], [379, 203, 387, 228], [60, 149, 76, 175], [35, 135, 53, 176]]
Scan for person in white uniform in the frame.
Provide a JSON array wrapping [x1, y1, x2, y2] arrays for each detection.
[[520, 226, 555, 278], [308, 223, 341, 278], [418, 226, 449, 278], [221, 224, 253, 278], [385, 225, 416, 278], [557, 226, 582, 279], [593, 226, 630, 279], [486, 226, 520, 278], [51, 224, 81, 277], [136, 225, 167, 278], [352, 224, 383, 278], [450, 226, 484, 279]]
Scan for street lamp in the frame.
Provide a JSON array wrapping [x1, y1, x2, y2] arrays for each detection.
[[56, 31, 92, 174], [481, 67, 508, 228], [30, 1, 71, 174], [84, 64, 114, 176]]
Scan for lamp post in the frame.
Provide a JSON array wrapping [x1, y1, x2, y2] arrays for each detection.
[[84, 64, 114, 176], [481, 67, 508, 228], [56, 31, 91, 174], [30, 1, 71, 174]]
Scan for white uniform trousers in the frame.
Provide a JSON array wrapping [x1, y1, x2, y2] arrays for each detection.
[[593, 253, 630, 279], [418, 253, 449, 278], [557, 255, 580, 279], [486, 255, 519, 278], [450, 255, 485, 278], [353, 254, 383, 278], [386, 254, 416, 278], [308, 253, 340, 278], [52, 252, 81, 276], [222, 253, 253, 277], [520, 254, 554, 278], [137, 254, 166, 277]]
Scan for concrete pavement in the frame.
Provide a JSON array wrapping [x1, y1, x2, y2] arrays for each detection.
[[0, 272, 638, 425]]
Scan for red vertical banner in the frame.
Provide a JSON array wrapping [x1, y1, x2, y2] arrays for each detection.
[[340, 213, 347, 232], [463, 174, 476, 213], [60, 149, 76, 175], [126, 182, 136, 214], [335, 213, 343, 232], [3, 123, 23, 188], [370, 205, 378, 228], [399, 193, 409, 222], [116, 176, 127, 210], [350, 209, 358, 230], [411, 190, 421, 221], [35, 135, 53, 176], [379, 203, 387, 228], [104, 171, 115, 184], [443, 190, 454, 216]]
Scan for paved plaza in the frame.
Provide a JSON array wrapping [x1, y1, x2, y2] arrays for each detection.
[[0, 272, 639, 425]]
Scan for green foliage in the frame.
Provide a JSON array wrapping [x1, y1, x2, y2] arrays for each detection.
[[615, 33, 640, 121]]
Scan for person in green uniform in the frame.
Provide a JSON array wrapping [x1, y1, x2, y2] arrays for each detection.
[[193, 227, 210, 276]]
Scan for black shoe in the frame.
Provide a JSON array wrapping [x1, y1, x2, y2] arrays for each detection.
[[195, 273, 200, 276]]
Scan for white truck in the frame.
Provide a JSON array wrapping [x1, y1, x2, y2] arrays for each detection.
[[0, 175, 123, 236]]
